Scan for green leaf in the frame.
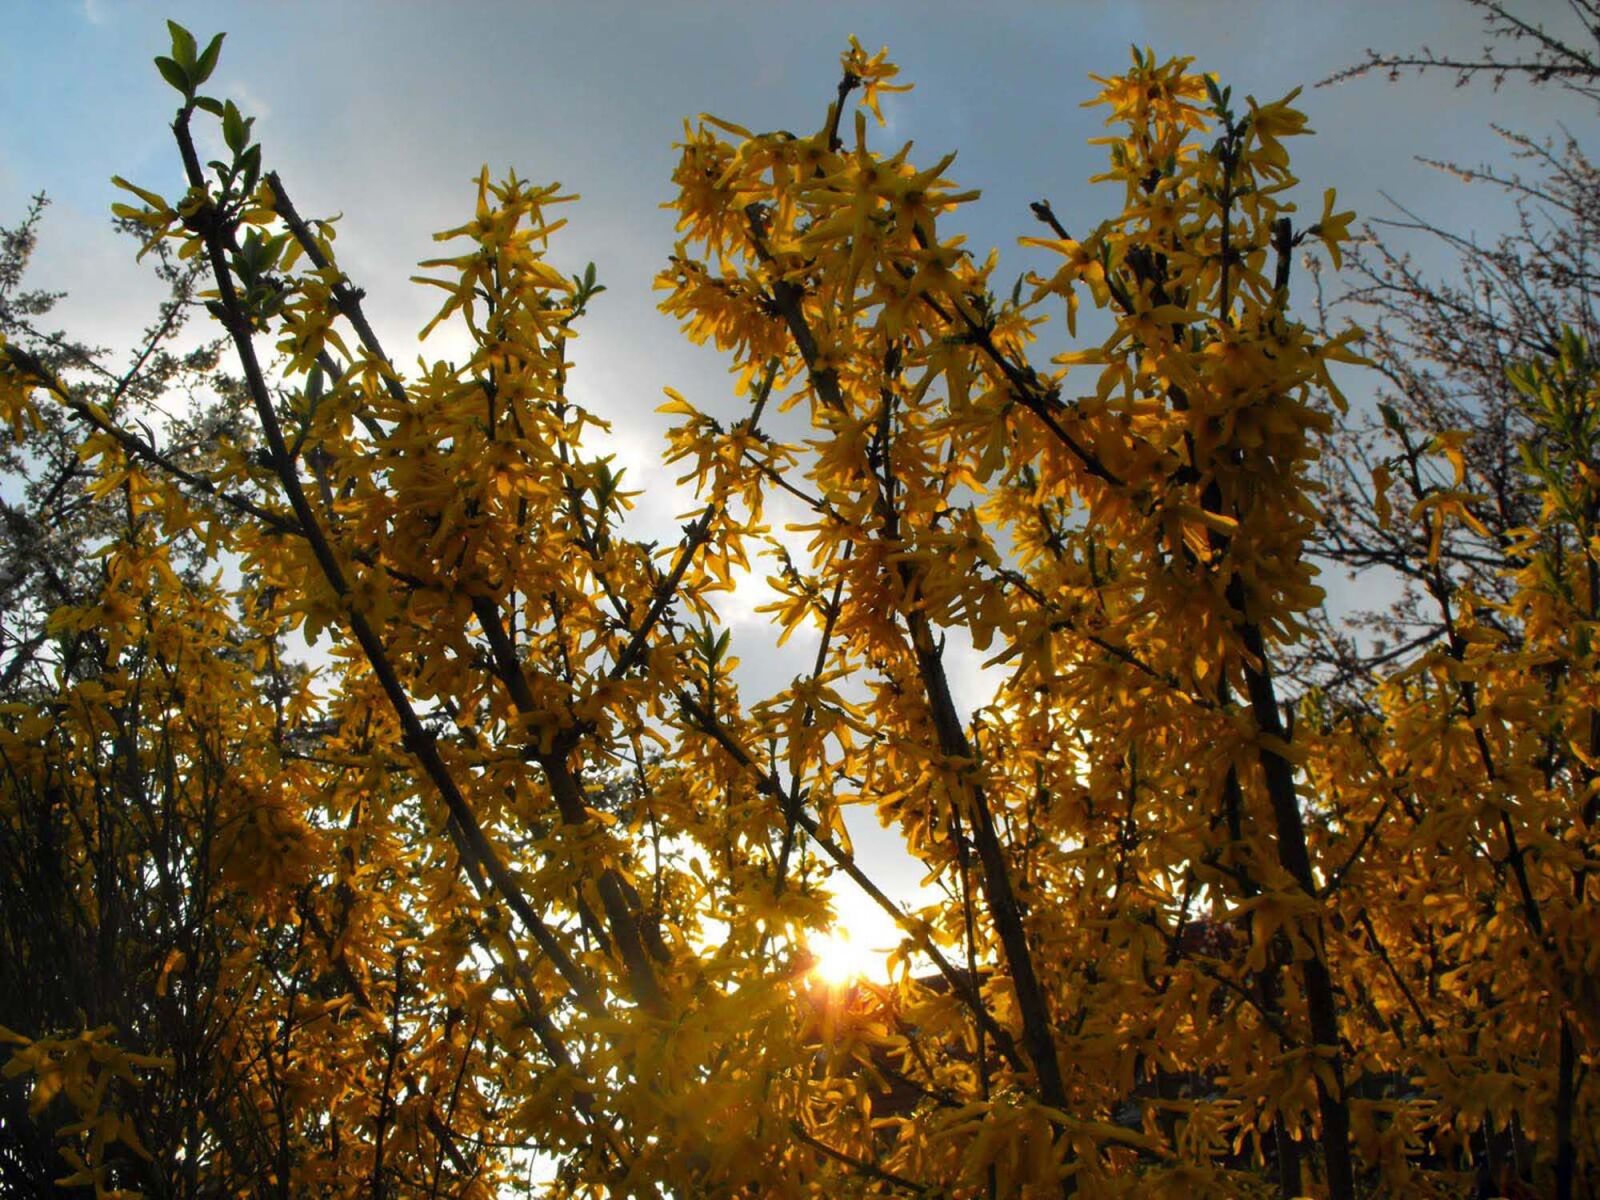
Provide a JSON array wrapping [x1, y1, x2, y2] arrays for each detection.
[[240, 143, 262, 192], [193, 96, 225, 117], [167, 20, 198, 69], [193, 32, 224, 86], [223, 100, 247, 155], [154, 55, 191, 96], [1378, 402, 1404, 436]]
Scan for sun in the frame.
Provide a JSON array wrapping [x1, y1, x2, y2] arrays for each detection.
[[807, 892, 907, 984], [808, 927, 878, 985]]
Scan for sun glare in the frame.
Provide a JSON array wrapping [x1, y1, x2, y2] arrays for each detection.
[[808, 888, 912, 985], [809, 927, 879, 984]]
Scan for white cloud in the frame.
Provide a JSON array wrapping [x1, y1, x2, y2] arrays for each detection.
[[223, 79, 273, 121]]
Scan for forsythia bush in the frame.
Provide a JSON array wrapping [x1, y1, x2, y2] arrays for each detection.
[[0, 22, 1594, 1200]]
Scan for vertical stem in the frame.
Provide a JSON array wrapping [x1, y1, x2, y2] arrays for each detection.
[[370, 953, 406, 1200], [1556, 1019, 1576, 1200], [1237, 615, 1354, 1200], [748, 212, 1075, 1172], [170, 110, 603, 1015], [1208, 153, 1351, 1192], [1556, 517, 1600, 1200], [950, 803, 997, 1200], [1218, 712, 1302, 1198]]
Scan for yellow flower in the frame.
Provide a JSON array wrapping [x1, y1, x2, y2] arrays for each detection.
[[1245, 89, 1309, 177], [1312, 187, 1356, 269], [841, 36, 911, 126]]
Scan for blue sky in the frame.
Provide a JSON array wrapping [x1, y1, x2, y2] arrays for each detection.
[[10, 2, 1586, 558], [6, 0, 1594, 949], [8, 1, 1590, 378]]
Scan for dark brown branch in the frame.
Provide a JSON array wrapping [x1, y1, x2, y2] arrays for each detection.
[[741, 207, 1075, 1156], [171, 107, 603, 1019], [468, 594, 667, 1014], [266, 173, 409, 410], [791, 1121, 938, 1196], [675, 690, 1029, 1078], [6, 348, 301, 538]]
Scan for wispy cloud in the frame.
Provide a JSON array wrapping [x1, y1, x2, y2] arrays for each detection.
[[225, 79, 274, 121]]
